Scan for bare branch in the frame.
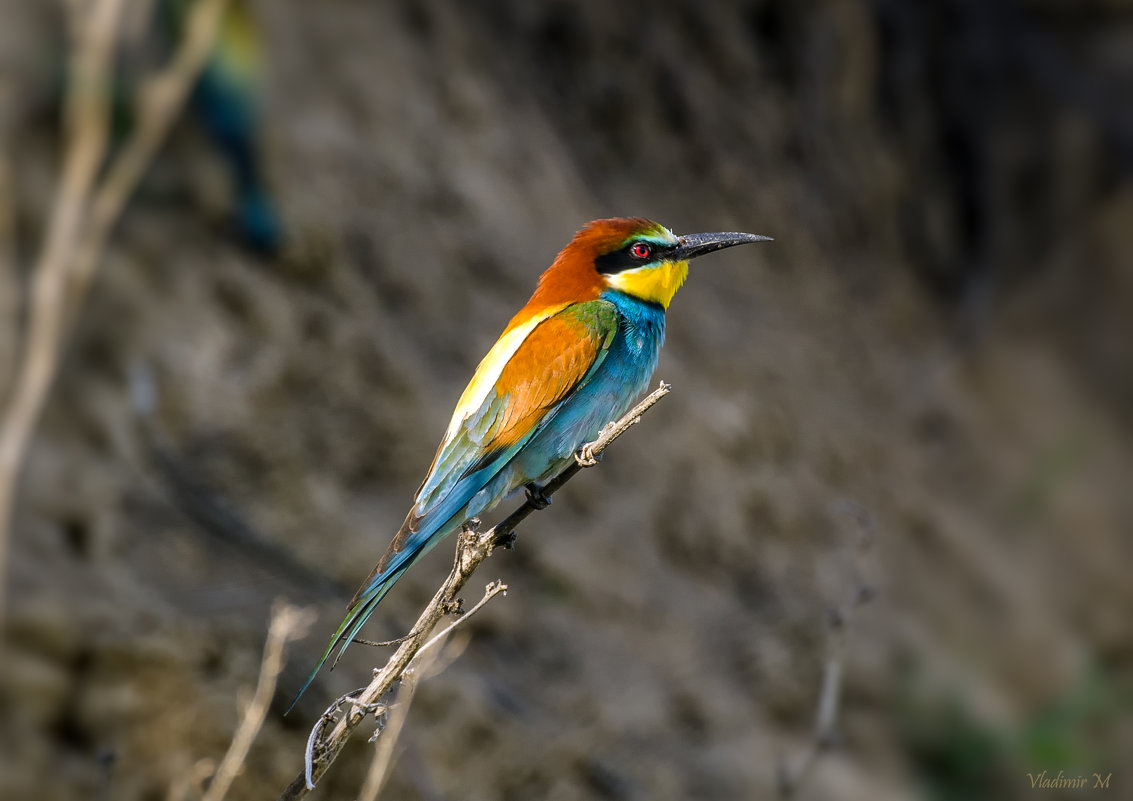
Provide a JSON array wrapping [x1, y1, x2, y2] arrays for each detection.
[[303, 582, 507, 795], [356, 588, 493, 801], [167, 758, 219, 801], [0, 0, 231, 624], [777, 501, 877, 798], [412, 579, 507, 665], [200, 602, 315, 801], [278, 382, 671, 800], [0, 0, 127, 626], [576, 381, 670, 466], [301, 685, 375, 792], [355, 658, 424, 801], [0, 148, 17, 405]]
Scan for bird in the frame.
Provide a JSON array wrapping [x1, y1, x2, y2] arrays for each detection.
[[163, 0, 284, 253], [289, 218, 770, 709]]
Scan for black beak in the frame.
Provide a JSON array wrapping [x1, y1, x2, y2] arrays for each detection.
[[671, 231, 772, 261]]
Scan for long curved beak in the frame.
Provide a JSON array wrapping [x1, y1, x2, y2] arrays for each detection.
[[671, 231, 772, 261]]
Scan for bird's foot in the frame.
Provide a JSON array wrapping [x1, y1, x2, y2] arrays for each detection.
[[525, 483, 552, 510], [575, 445, 603, 467]]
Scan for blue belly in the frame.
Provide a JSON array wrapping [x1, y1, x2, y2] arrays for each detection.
[[467, 291, 666, 514]]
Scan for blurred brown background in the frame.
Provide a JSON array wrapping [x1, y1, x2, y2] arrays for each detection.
[[1, 1, 1131, 799]]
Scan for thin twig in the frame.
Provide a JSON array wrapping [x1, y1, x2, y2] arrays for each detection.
[[0, 147, 16, 405], [0, 0, 127, 626], [200, 602, 315, 801], [576, 382, 669, 466], [278, 382, 671, 800], [303, 584, 506, 791], [355, 660, 425, 801], [352, 633, 418, 648], [0, 0, 230, 626], [354, 584, 504, 800], [413, 579, 507, 664], [167, 758, 218, 801], [356, 619, 476, 801], [777, 501, 877, 798], [487, 381, 672, 550], [296, 532, 507, 793], [302, 686, 375, 789]]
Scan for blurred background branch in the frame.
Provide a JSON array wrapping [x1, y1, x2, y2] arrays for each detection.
[[0, 147, 16, 404], [167, 601, 314, 801], [200, 601, 314, 801], [0, 0, 228, 624], [778, 502, 877, 797], [0, 0, 127, 625]]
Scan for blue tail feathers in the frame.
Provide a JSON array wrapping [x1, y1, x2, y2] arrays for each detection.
[[286, 423, 538, 712], [284, 513, 459, 714], [284, 561, 410, 714]]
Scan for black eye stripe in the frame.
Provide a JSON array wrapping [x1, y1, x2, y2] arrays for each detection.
[[594, 241, 675, 274]]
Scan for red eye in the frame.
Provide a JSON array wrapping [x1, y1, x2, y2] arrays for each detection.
[[631, 242, 652, 259]]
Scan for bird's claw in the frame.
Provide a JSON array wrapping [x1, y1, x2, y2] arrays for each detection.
[[525, 483, 552, 510], [575, 446, 603, 467]]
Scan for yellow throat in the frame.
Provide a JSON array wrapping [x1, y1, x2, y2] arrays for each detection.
[[605, 259, 690, 308]]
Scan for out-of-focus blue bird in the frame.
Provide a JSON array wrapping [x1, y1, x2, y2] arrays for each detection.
[[289, 218, 771, 710], [41, 1, 282, 252], [163, 0, 283, 253]]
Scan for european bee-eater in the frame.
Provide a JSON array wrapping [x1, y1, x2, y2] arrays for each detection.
[[164, 0, 283, 252], [290, 218, 770, 708]]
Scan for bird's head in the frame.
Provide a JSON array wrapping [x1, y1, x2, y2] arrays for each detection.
[[536, 218, 771, 310]]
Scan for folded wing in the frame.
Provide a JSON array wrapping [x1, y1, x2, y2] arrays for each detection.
[[369, 298, 621, 586]]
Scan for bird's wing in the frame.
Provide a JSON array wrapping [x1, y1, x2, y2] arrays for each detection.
[[376, 299, 620, 575], [288, 300, 621, 712]]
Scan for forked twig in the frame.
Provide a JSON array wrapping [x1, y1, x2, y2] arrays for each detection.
[[278, 382, 671, 800], [413, 579, 508, 664], [355, 582, 503, 801]]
